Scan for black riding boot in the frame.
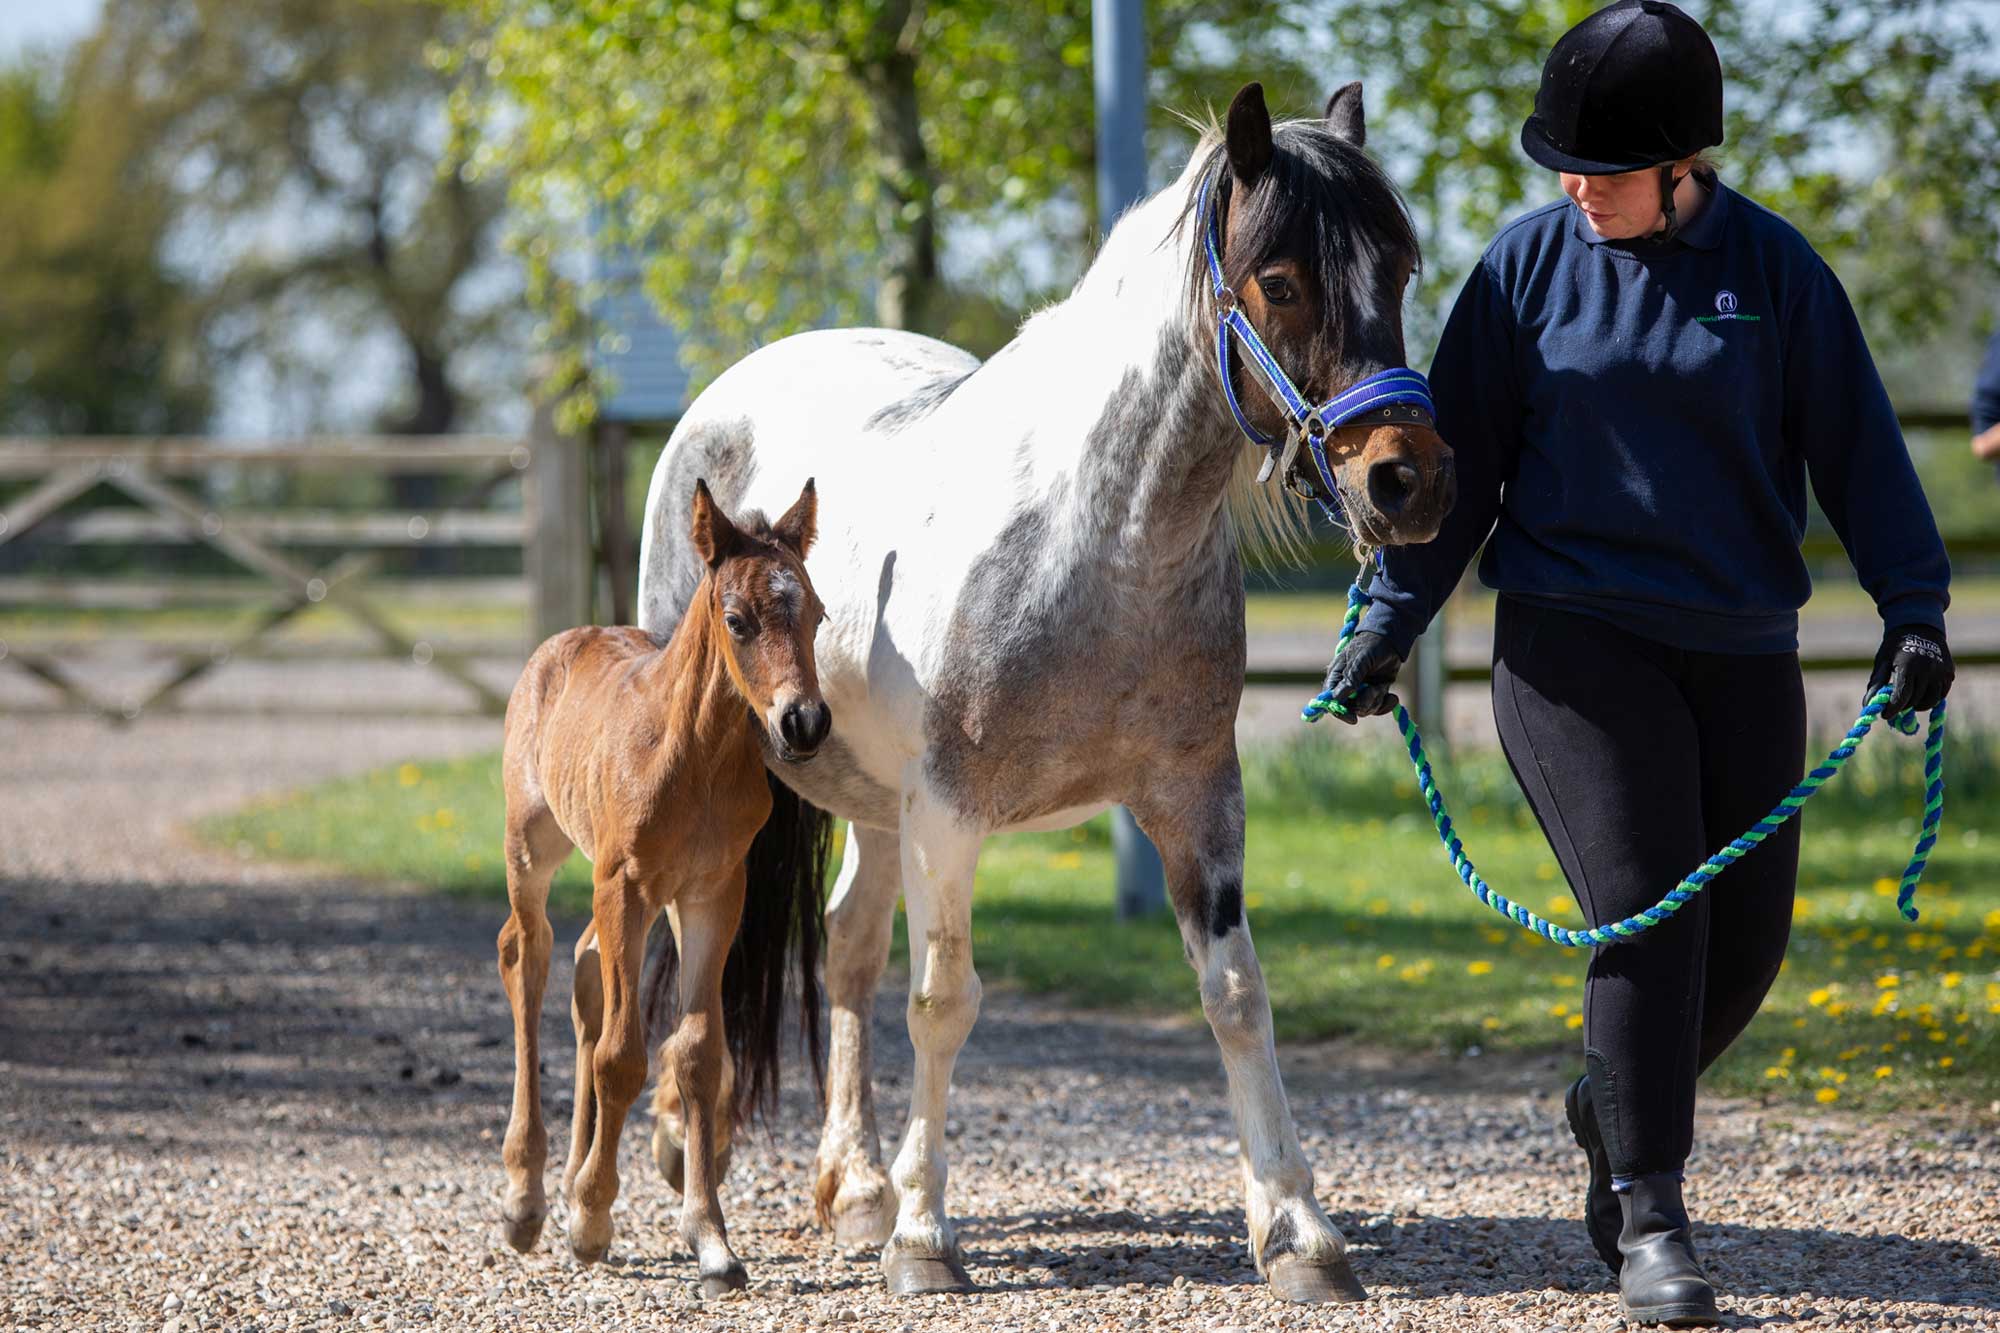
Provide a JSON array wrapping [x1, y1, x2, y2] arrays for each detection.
[[1563, 1075, 1622, 1274], [1616, 1174, 1719, 1327]]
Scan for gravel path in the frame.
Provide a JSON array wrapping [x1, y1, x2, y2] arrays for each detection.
[[4, 710, 1999, 1332]]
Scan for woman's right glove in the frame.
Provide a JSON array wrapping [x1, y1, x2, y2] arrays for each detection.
[[1319, 629, 1405, 724]]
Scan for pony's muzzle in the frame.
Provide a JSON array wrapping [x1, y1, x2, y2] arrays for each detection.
[[775, 699, 832, 760], [1366, 458, 1421, 516]]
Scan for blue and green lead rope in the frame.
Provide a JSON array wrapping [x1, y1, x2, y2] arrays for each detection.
[[1303, 583, 1947, 948]]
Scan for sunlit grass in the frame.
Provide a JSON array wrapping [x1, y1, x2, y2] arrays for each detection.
[[198, 729, 2000, 1114]]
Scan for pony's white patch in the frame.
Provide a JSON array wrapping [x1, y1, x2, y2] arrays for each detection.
[[768, 566, 803, 621]]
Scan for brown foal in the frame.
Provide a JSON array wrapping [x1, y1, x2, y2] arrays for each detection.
[[494, 478, 830, 1293]]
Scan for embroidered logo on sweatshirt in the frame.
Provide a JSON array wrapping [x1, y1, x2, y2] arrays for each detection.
[[1697, 289, 1761, 323]]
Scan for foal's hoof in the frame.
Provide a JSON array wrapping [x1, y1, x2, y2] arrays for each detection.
[[1268, 1253, 1367, 1304], [699, 1263, 750, 1300], [499, 1207, 545, 1254], [568, 1211, 613, 1266], [882, 1246, 973, 1296]]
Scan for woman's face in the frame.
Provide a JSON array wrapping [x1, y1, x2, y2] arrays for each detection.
[[1561, 168, 1666, 239]]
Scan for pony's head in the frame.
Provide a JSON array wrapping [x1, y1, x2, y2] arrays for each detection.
[[1190, 82, 1456, 549], [690, 477, 831, 762]]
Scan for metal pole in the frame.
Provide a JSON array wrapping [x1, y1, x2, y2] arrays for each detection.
[[1096, 0, 1165, 920]]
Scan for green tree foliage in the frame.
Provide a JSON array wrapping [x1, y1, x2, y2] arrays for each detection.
[[0, 57, 210, 434], [83, 0, 517, 436], [458, 0, 1317, 397]]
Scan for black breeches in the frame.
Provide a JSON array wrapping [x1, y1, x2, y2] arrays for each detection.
[[1491, 596, 1806, 1176]]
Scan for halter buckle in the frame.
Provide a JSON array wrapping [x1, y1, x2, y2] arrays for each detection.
[[1215, 286, 1239, 315]]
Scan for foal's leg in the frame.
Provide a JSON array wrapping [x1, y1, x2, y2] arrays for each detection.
[[1138, 762, 1362, 1304], [496, 809, 571, 1252], [881, 781, 983, 1295], [812, 820, 902, 1249], [664, 883, 751, 1295], [566, 863, 654, 1265], [564, 923, 602, 1204]]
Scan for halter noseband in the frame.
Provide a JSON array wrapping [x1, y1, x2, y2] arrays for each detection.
[[1197, 169, 1437, 531]]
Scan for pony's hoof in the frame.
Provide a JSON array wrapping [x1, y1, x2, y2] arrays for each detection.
[[700, 1263, 750, 1299], [882, 1246, 973, 1296], [499, 1207, 545, 1254], [832, 1195, 895, 1252], [1267, 1252, 1367, 1304], [568, 1211, 613, 1266]]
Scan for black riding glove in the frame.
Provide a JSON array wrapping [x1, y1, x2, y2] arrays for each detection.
[[1320, 629, 1404, 725], [1865, 623, 1953, 717]]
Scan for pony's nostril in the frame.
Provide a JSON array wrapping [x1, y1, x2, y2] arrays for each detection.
[[1368, 459, 1420, 515]]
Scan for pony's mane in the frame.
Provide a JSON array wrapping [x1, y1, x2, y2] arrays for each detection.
[[1172, 115, 1422, 570]]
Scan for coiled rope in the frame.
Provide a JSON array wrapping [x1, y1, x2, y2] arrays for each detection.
[[1303, 584, 1946, 948]]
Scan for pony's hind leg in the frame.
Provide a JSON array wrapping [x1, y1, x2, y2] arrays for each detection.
[[564, 923, 602, 1204], [566, 861, 654, 1265], [812, 820, 901, 1250], [1137, 763, 1362, 1305], [880, 783, 983, 1296], [496, 807, 571, 1253]]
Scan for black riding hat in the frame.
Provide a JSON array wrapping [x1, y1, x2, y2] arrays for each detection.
[[1521, 0, 1724, 176]]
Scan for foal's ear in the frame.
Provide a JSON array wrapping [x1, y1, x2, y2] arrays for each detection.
[[771, 476, 817, 559], [689, 478, 740, 569], [1324, 81, 1365, 148], [1226, 82, 1273, 183]]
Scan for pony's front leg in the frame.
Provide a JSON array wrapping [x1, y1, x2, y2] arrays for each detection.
[[565, 863, 653, 1266], [812, 820, 902, 1250], [664, 883, 751, 1295], [880, 783, 983, 1295], [1138, 764, 1364, 1305]]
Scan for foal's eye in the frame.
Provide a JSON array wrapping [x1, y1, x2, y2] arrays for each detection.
[[1258, 275, 1298, 305], [724, 613, 751, 638]]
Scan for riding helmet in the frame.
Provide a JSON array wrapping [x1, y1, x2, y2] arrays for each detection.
[[1520, 0, 1724, 176]]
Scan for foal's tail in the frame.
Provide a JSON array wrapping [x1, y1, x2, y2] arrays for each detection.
[[642, 772, 832, 1125]]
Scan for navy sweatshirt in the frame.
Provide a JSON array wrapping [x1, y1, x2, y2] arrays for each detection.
[[1361, 176, 1950, 657], [1974, 329, 2000, 435]]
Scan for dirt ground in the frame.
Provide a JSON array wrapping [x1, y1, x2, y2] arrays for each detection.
[[3, 706, 1998, 1332]]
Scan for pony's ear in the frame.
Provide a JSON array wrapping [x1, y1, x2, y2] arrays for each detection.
[[689, 478, 740, 569], [1225, 82, 1273, 183], [1324, 81, 1366, 147], [771, 477, 817, 559]]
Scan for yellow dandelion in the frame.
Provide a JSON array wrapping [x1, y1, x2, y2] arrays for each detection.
[[465, 853, 483, 871], [1826, 1002, 1850, 1018], [1876, 974, 1900, 990], [1781, 1047, 1797, 1062], [1244, 892, 1266, 910], [1837, 1048, 1861, 1061], [1942, 972, 1963, 989], [1872, 934, 1890, 950], [1367, 898, 1390, 916], [1983, 909, 2000, 933], [1817, 1066, 1839, 1081], [1792, 898, 1813, 919], [1049, 851, 1083, 870], [1566, 1013, 1585, 1030], [1937, 946, 1957, 962], [1875, 1066, 1893, 1079], [1537, 863, 1557, 881], [1481, 1017, 1503, 1031], [1815, 1088, 1839, 1104], [1763, 1066, 1790, 1080], [397, 763, 422, 787], [1955, 1034, 1970, 1047], [1547, 893, 1572, 915], [1792, 1017, 1808, 1029], [1550, 1003, 1572, 1018], [1467, 960, 1495, 976], [1808, 988, 1832, 1008], [1480, 926, 1508, 945], [1377, 954, 1396, 970], [1939, 1057, 1956, 1070], [434, 807, 457, 830]]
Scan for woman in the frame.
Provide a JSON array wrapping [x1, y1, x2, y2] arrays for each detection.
[[1321, 2, 1953, 1326]]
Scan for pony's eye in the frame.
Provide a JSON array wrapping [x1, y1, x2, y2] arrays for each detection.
[[1258, 275, 1297, 305], [724, 613, 751, 638]]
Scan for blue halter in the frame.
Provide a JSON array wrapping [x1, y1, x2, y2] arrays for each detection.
[[1197, 169, 1437, 529]]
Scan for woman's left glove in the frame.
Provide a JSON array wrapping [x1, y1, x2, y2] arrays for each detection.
[[1865, 623, 1954, 716], [1320, 629, 1404, 724]]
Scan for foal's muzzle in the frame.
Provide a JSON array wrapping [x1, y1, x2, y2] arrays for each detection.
[[774, 699, 831, 761]]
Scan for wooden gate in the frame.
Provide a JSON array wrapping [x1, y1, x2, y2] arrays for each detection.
[[0, 419, 591, 721]]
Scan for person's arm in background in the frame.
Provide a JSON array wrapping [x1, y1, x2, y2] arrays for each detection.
[[1788, 259, 1954, 716], [1971, 328, 2000, 462], [1319, 257, 1524, 719]]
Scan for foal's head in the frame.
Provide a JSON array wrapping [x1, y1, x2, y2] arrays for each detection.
[[1193, 81, 1456, 547], [690, 478, 831, 763]]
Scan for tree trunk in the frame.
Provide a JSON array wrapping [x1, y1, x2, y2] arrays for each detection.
[[860, 2, 938, 333]]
